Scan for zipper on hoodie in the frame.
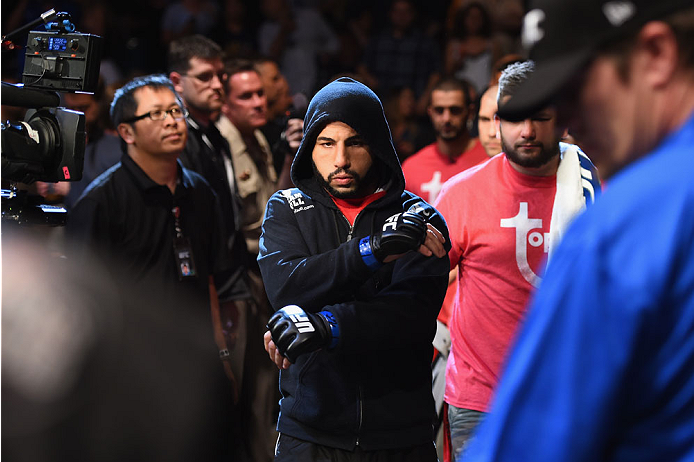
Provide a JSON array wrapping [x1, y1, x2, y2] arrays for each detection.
[[337, 210, 360, 242], [334, 208, 368, 446], [356, 384, 364, 446]]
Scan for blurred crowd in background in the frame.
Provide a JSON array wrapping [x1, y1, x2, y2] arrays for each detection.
[[2, 0, 526, 162]]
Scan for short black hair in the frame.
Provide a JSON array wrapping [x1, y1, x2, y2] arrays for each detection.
[[110, 74, 183, 126], [252, 55, 280, 69], [224, 58, 260, 92], [168, 34, 223, 74], [432, 77, 473, 106]]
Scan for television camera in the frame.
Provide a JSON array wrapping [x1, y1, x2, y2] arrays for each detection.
[[1, 9, 103, 225]]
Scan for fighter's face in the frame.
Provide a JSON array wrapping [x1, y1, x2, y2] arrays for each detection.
[[311, 121, 377, 199]]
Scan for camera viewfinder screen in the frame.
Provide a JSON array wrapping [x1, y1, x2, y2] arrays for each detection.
[[48, 37, 68, 51]]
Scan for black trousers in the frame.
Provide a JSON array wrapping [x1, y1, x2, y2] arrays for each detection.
[[274, 433, 439, 462]]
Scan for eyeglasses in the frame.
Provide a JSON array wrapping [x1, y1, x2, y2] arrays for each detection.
[[184, 70, 227, 84], [124, 107, 189, 123]]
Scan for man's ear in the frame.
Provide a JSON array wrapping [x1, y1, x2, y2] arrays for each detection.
[[117, 123, 136, 145], [468, 103, 476, 122], [169, 71, 184, 94], [560, 128, 578, 144], [494, 113, 501, 138], [637, 21, 679, 89]]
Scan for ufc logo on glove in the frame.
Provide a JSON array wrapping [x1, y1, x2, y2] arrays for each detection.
[[283, 305, 316, 333], [382, 213, 401, 232]]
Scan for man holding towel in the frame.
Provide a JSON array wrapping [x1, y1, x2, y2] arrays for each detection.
[[433, 60, 601, 461]]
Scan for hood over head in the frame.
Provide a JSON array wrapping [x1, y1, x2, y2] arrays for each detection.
[[290, 77, 404, 200]]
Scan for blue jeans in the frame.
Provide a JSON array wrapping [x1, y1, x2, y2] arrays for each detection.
[[448, 405, 486, 461]]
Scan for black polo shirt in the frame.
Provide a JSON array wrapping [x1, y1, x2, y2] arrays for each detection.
[[67, 152, 231, 309]]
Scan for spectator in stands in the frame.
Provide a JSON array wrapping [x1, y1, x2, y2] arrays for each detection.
[[357, 0, 441, 115]]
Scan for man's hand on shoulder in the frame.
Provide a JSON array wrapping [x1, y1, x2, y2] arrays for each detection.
[[360, 202, 447, 268]]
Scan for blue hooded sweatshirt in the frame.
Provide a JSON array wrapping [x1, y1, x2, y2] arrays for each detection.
[[257, 77, 451, 450]]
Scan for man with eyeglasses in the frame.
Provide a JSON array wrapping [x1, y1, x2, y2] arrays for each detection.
[[168, 34, 250, 286], [168, 35, 274, 461], [67, 74, 224, 298], [168, 34, 248, 257], [66, 73, 236, 459], [168, 33, 250, 291], [168, 32, 254, 395]]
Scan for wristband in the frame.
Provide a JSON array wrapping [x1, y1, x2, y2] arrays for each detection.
[[359, 236, 382, 271], [318, 311, 340, 349], [219, 348, 231, 361]]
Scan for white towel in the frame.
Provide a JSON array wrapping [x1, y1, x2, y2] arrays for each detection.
[[547, 143, 588, 262]]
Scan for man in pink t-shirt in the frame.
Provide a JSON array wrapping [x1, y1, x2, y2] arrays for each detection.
[[434, 61, 601, 461], [403, 79, 490, 450], [402, 77, 489, 206]]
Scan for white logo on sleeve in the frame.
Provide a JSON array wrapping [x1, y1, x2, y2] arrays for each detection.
[[500, 202, 548, 288], [522, 9, 546, 49], [281, 190, 314, 214], [283, 305, 315, 333]]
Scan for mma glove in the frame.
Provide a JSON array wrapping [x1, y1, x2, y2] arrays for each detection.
[[266, 305, 339, 363], [360, 203, 431, 270]]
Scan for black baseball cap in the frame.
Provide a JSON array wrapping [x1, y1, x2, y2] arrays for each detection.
[[498, 0, 692, 120]]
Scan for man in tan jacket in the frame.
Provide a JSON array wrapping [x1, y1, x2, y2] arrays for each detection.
[[216, 58, 280, 462]]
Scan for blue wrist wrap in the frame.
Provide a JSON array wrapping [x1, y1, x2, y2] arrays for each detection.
[[359, 236, 382, 271], [319, 311, 340, 349]]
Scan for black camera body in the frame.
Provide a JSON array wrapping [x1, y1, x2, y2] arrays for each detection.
[[1, 10, 102, 226], [23, 30, 102, 93], [1, 10, 102, 184], [2, 106, 85, 183]]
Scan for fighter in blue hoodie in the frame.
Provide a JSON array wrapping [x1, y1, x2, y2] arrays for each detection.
[[258, 77, 451, 461]]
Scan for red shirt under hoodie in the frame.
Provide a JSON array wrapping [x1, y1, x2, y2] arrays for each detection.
[[330, 190, 387, 226]]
